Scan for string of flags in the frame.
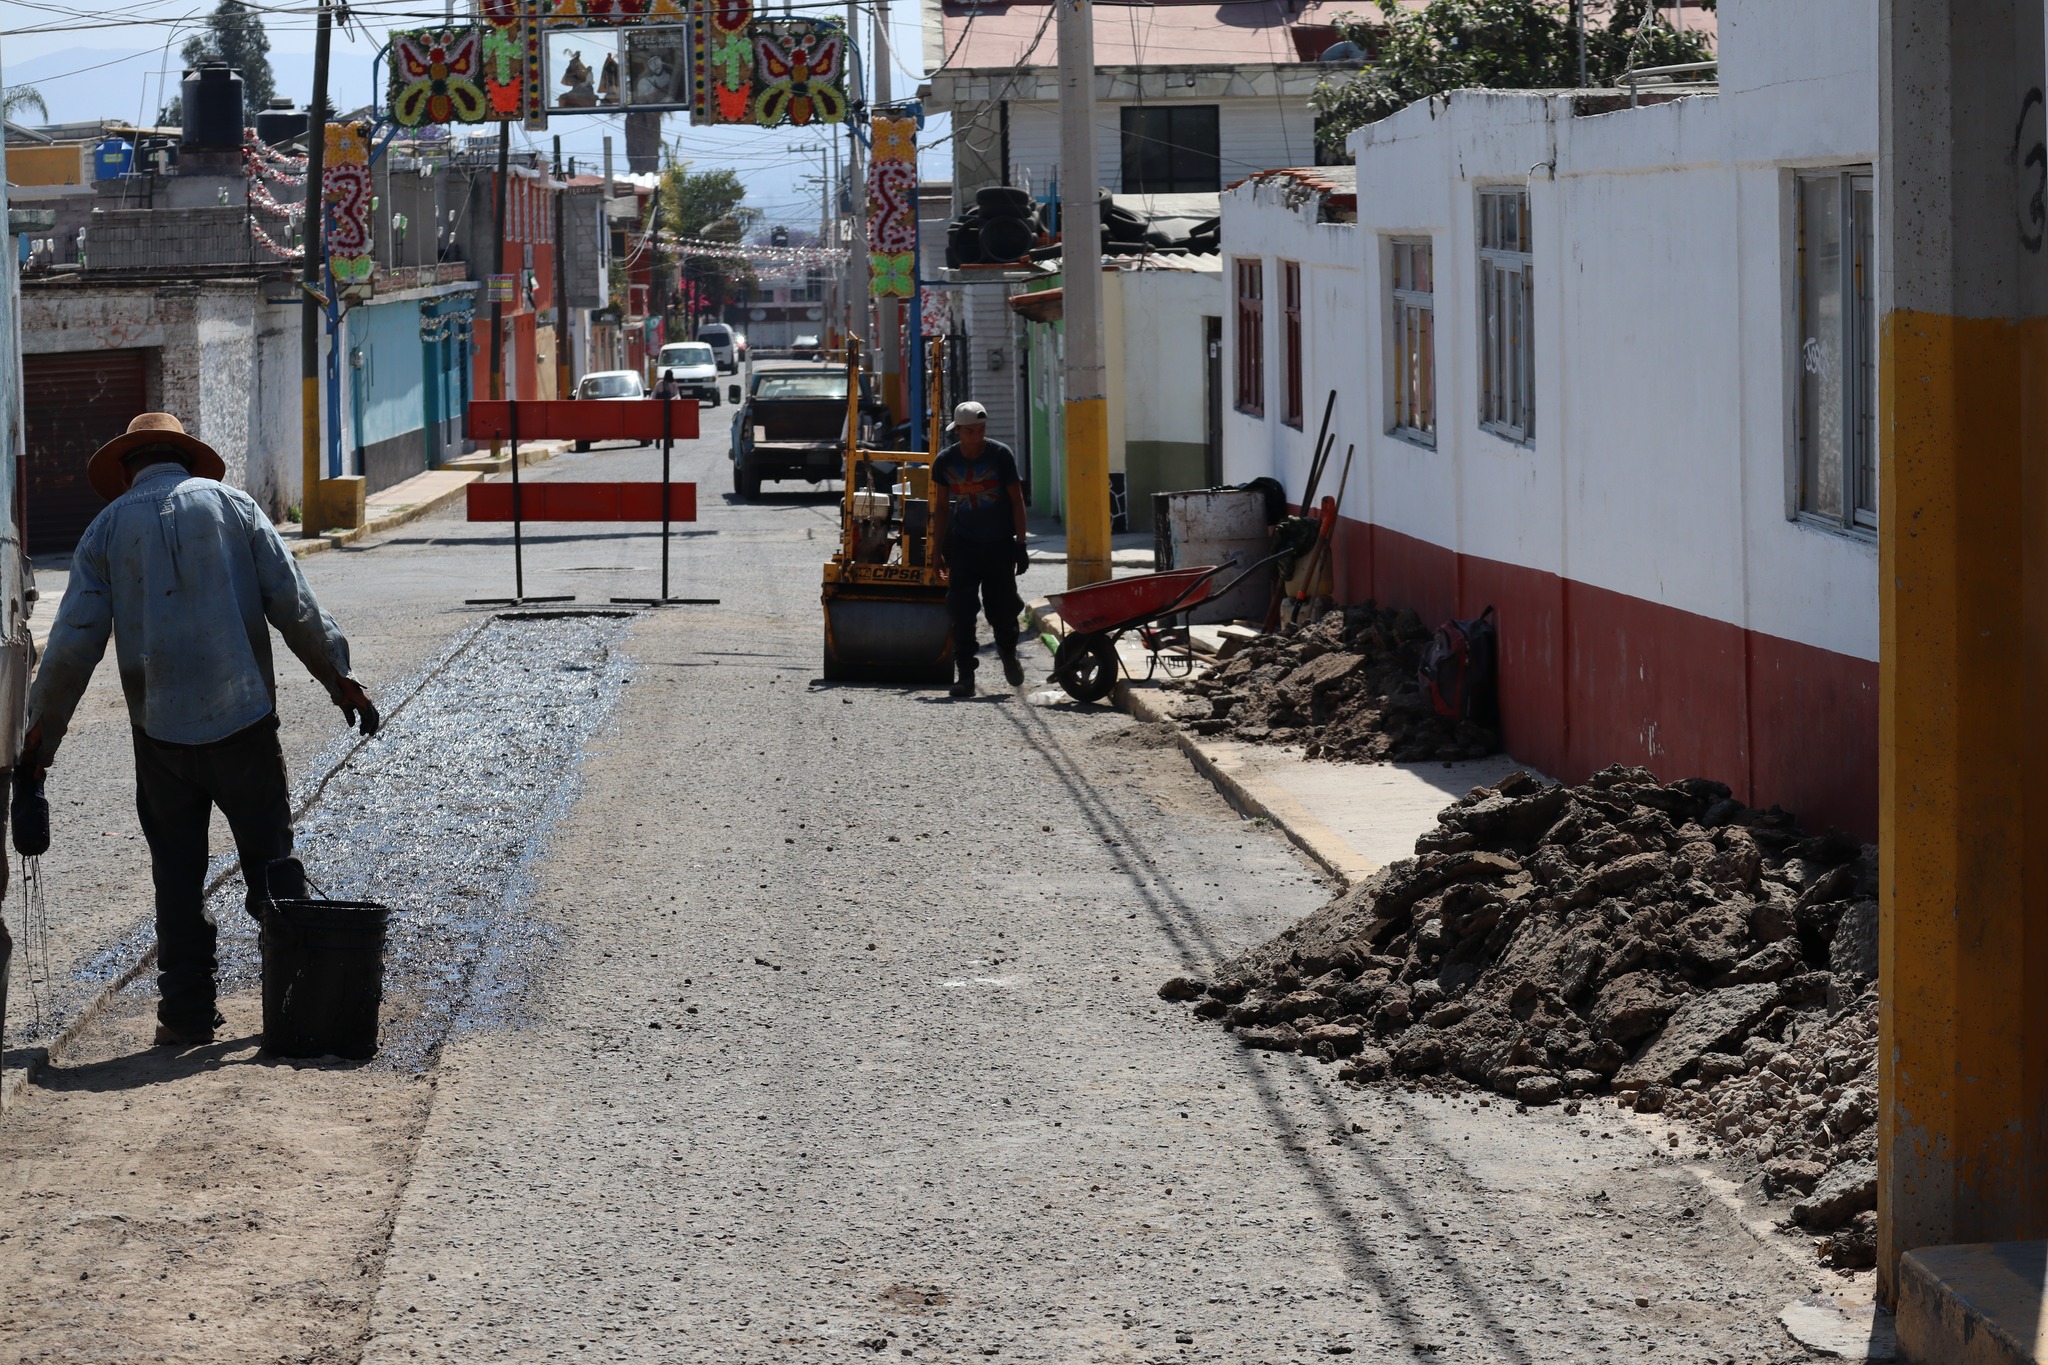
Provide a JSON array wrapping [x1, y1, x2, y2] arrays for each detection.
[[664, 234, 849, 266]]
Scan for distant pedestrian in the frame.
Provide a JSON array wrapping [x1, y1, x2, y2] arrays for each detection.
[[930, 401, 1029, 698], [17, 413, 380, 1049], [652, 372, 682, 402]]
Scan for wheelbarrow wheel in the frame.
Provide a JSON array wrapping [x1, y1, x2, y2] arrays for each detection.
[[1054, 632, 1120, 703]]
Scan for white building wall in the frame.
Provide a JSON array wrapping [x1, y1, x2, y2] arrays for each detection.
[[1215, 0, 1883, 831], [959, 281, 1023, 452], [1221, 0, 1881, 662], [1007, 98, 1317, 197]]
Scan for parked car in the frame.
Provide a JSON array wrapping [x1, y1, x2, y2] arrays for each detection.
[[573, 369, 644, 451], [698, 323, 743, 373], [729, 363, 891, 499], [654, 342, 721, 405]]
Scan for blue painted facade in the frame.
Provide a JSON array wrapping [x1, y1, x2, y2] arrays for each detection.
[[340, 285, 475, 493]]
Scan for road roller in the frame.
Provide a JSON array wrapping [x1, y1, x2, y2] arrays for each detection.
[[820, 338, 955, 683]]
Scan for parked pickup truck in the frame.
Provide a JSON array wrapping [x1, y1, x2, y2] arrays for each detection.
[[728, 363, 892, 499]]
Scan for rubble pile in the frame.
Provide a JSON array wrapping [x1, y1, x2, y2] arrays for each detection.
[[1171, 605, 1497, 763], [1162, 764, 1882, 1263]]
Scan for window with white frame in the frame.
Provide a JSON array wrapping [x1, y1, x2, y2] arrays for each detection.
[[1390, 238, 1435, 441], [1794, 168, 1877, 531], [1477, 187, 1533, 441]]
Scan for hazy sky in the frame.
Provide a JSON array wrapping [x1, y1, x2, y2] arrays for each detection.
[[0, 0, 947, 230]]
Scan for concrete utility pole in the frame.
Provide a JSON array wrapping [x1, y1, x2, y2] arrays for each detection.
[[1056, 0, 1110, 587], [298, 0, 331, 534], [552, 134, 571, 401], [874, 0, 900, 418], [845, 0, 867, 344], [1876, 0, 2048, 1317], [488, 128, 511, 429]]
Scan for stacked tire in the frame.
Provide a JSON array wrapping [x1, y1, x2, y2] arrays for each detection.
[[945, 186, 1043, 267]]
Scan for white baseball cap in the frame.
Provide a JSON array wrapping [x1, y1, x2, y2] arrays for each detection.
[[953, 401, 988, 427]]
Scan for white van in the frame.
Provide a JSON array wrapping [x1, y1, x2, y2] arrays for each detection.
[[697, 323, 743, 373], [655, 342, 720, 404]]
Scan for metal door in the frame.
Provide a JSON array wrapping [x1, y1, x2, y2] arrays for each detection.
[[23, 349, 149, 556]]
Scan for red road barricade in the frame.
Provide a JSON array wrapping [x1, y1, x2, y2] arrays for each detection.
[[462, 396, 715, 607], [465, 481, 698, 523], [466, 399, 701, 444]]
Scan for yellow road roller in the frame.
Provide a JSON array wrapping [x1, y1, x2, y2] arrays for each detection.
[[820, 338, 955, 683]]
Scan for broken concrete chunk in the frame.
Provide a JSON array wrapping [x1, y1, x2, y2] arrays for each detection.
[[1828, 900, 1878, 985], [1236, 1024, 1302, 1053], [1793, 1159, 1876, 1231], [1157, 976, 1207, 1002], [1614, 982, 1783, 1088]]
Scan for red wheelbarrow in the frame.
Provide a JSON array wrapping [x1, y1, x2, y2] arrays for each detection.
[[1043, 550, 1290, 702]]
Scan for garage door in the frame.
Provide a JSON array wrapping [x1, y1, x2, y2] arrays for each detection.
[[24, 350, 149, 556]]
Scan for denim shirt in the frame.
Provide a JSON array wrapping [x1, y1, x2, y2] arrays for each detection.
[[28, 463, 354, 752]]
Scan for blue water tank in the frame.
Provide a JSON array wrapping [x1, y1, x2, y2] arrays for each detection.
[[93, 137, 134, 180]]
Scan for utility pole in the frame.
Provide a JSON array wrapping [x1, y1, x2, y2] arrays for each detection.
[[1875, 0, 2048, 1312], [873, 0, 900, 419], [297, 0, 331, 535], [602, 136, 617, 368], [1573, 0, 1587, 88], [488, 126, 511, 456], [552, 134, 571, 401], [1056, 0, 1109, 586], [845, 0, 867, 344]]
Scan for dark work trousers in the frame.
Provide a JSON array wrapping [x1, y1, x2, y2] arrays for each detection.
[[945, 535, 1023, 669], [132, 714, 294, 1031]]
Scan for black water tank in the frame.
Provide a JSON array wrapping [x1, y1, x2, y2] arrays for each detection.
[[255, 96, 307, 148], [180, 62, 245, 148]]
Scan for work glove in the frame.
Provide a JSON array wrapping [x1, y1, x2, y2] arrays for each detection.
[[17, 722, 48, 784], [339, 678, 381, 737], [1014, 541, 1031, 577]]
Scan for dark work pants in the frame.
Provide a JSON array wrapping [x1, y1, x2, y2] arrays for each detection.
[[945, 535, 1023, 669], [132, 715, 293, 1031]]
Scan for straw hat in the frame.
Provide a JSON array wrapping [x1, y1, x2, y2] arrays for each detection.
[[87, 413, 226, 502]]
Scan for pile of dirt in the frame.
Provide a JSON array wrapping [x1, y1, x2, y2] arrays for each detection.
[[1171, 605, 1498, 763], [1160, 764, 1882, 1263]]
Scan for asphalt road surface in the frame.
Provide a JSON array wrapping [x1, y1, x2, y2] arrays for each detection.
[[0, 417, 1831, 1364]]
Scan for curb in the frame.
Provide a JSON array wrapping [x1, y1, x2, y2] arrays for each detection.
[[286, 470, 484, 560], [1027, 599, 1372, 888]]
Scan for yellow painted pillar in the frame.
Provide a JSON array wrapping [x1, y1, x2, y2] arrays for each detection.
[[1877, 0, 2048, 1303], [1063, 395, 1110, 587]]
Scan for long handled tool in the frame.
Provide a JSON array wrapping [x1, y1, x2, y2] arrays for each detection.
[[1287, 442, 1356, 625]]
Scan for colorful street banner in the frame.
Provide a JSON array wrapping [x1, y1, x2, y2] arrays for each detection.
[[323, 122, 374, 285], [690, 0, 753, 125], [543, 0, 687, 24], [868, 114, 916, 298], [389, 29, 490, 126], [477, 0, 532, 121], [751, 19, 845, 126], [921, 286, 952, 336], [488, 273, 518, 304]]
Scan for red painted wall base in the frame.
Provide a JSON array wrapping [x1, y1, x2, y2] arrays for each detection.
[[1329, 517, 1877, 840]]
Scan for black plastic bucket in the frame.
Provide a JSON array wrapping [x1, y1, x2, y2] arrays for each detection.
[[261, 896, 390, 1060]]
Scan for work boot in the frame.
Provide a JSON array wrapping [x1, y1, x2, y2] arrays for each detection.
[[153, 1011, 225, 1049], [998, 645, 1026, 688], [948, 660, 978, 698]]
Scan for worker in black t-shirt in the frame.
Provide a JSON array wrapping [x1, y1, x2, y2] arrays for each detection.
[[929, 401, 1030, 698]]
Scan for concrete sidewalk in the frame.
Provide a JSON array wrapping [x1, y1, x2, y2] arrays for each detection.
[[279, 467, 482, 560], [1027, 599, 1525, 885]]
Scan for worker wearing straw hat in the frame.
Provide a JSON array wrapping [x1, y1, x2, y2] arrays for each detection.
[[17, 413, 381, 1049]]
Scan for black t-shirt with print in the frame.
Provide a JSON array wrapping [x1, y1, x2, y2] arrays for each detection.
[[931, 438, 1022, 544]]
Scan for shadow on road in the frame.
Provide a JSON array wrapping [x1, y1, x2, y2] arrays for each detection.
[[24, 1030, 364, 1095]]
